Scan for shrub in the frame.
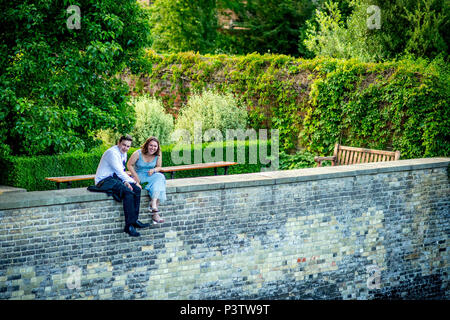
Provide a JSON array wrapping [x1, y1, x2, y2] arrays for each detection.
[[131, 95, 174, 146], [278, 150, 316, 170], [173, 90, 247, 144], [96, 95, 174, 147], [1, 140, 273, 191], [0, 146, 109, 191]]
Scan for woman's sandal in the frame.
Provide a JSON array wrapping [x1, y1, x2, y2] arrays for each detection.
[[152, 211, 165, 224]]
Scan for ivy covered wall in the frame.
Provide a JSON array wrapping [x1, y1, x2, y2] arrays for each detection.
[[124, 51, 449, 158]]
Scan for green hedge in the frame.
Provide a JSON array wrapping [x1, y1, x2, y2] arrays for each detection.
[[0, 140, 273, 191], [134, 51, 449, 158]]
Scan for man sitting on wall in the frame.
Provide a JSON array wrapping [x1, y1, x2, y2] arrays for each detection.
[[89, 134, 149, 237]]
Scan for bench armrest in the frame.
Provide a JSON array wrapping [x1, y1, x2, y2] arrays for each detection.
[[314, 156, 336, 167]]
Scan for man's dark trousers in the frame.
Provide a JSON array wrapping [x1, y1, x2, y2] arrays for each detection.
[[122, 182, 141, 228], [89, 174, 141, 229]]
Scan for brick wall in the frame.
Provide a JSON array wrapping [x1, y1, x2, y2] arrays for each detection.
[[0, 158, 448, 300]]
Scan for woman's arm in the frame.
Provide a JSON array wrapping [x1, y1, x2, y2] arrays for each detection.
[[155, 150, 162, 170], [126, 150, 141, 184], [150, 150, 163, 175]]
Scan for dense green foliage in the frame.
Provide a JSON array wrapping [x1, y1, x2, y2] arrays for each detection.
[[97, 95, 175, 147], [174, 89, 247, 143], [131, 95, 174, 146], [224, 0, 318, 56], [148, 0, 320, 57], [304, 0, 449, 62], [147, 0, 448, 61], [137, 51, 449, 158], [0, 0, 151, 156], [2, 0, 448, 192], [301, 56, 449, 158], [278, 150, 316, 170], [0, 140, 273, 191], [149, 0, 219, 54]]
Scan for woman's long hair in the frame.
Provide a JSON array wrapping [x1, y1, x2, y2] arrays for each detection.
[[141, 136, 161, 156]]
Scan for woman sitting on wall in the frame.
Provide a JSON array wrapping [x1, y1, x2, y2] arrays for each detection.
[[127, 136, 166, 224]]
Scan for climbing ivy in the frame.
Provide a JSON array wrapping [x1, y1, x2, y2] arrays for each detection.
[[133, 51, 449, 158]]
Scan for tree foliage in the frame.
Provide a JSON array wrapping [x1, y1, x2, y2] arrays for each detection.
[[303, 0, 449, 62], [402, 0, 449, 58], [0, 0, 151, 156], [148, 0, 320, 57], [223, 0, 319, 56], [149, 0, 218, 54]]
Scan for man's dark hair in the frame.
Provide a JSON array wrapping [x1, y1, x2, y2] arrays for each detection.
[[119, 134, 133, 143]]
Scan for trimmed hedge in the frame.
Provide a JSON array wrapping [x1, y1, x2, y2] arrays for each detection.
[[131, 51, 449, 158], [0, 140, 273, 191]]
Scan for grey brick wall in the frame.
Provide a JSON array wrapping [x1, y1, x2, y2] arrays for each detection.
[[0, 158, 448, 299]]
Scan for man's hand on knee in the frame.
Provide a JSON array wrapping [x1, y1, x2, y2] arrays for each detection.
[[124, 181, 133, 191]]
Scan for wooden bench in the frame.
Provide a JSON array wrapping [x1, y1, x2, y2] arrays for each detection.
[[159, 161, 238, 179], [314, 144, 400, 167], [46, 162, 238, 189], [45, 174, 97, 189]]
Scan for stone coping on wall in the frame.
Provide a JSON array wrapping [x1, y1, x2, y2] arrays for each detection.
[[0, 157, 448, 210]]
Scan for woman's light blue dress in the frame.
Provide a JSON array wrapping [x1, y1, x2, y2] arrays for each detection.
[[135, 150, 166, 204]]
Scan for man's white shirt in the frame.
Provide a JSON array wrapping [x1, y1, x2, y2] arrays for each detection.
[[95, 145, 136, 185]]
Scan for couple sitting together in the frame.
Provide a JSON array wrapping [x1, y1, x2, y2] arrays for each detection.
[[91, 135, 166, 237]]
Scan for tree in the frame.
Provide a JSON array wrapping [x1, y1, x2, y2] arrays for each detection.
[[304, 0, 389, 61], [402, 0, 448, 58], [228, 0, 318, 56], [303, 0, 449, 62], [149, 0, 218, 54], [0, 0, 151, 156], [303, 1, 349, 59], [148, 0, 322, 57]]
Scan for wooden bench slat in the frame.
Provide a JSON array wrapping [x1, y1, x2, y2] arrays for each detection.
[[355, 151, 360, 164], [357, 151, 363, 164], [45, 175, 96, 183], [350, 151, 357, 164], [337, 149, 342, 165], [350, 150, 355, 164], [159, 161, 237, 173], [344, 150, 349, 165], [345, 150, 351, 165], [338, 145, 398, 156]]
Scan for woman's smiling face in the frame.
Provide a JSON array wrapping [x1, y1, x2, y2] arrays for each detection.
[[147, 140, 159, 155]]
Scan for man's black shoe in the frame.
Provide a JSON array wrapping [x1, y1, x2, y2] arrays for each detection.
[[124, 225, 140, 237], [133, 220, 150, 228]]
